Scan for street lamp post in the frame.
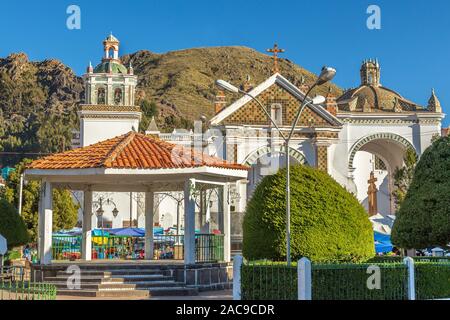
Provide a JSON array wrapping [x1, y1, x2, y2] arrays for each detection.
[[216, 66, 336, 265], [95, 197, 119, 259]]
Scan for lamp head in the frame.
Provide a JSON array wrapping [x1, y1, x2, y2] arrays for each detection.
[[316, 66, 336, 85], [112, 207, 119, 218], [312, 95, 326, 105], [96, 207, 104, 218], [216, 79, 239, 93]]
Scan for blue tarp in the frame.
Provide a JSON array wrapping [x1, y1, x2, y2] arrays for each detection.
[[92, 229, 110, 237], [374, 231, 393, 253], [108, 227, 145, 237]]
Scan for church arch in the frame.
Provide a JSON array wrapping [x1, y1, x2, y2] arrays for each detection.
[[243, 145, 308, 166], [348, 132, 416, 171]]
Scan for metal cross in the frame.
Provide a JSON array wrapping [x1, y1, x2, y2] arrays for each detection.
[[267, 43, 285, 73]]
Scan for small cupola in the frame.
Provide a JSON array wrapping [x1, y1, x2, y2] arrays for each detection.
[[360, 59, 380, 86], [103, 33, 120, 60], [428, 88, 442, 113]]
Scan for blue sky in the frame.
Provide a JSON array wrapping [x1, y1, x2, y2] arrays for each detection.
[[0, 0, 449, 126]]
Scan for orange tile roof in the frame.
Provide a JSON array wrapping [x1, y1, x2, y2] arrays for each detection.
[[27, 132, 249, 171]]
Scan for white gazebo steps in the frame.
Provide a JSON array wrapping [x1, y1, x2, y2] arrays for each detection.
[[44, 266, 200, 297]]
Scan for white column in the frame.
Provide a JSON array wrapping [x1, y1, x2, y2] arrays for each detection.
[[38, 181, 53, 265], [81, 189, 93, 261], [233, 255, 243, 300], [184, 179, 196, 264], [404, 257, 416, 300], [144, 191, 155, 260], [223, 184, 231, 262], [298, 257, 312, 300]]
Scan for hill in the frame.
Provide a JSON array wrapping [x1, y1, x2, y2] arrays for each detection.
[[122, 46, 342, 122], [0, 47, 342, 166]]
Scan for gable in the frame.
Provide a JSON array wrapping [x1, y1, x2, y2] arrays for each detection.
[[222, 83, 337, 127], [210, 73, 341, 128]]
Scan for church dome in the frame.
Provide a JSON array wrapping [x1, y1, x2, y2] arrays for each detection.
[[93, 60, 128, 74], [337, 59, 424, 112]]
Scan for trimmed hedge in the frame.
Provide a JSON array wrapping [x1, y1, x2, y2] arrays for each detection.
[[0, 198, 29, 248], [243, 165, 374, 262], [241, 262, 297, 300], [241, 260, 450, 300], [312, 263, 407, 300], [416, 262, 450, 300], [392, 136, 450, 248]]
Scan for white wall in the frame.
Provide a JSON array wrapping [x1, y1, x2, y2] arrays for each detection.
[[81, 118, 139, 146]]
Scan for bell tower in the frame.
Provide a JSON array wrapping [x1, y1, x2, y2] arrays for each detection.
[[103, 33, 120, 60], [360, 59, 380, 86], [79, 34, 141, 147]]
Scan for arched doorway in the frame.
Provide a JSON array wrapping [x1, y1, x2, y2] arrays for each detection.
[[348, 133, 416, 216], [243, 145, 308, 198]]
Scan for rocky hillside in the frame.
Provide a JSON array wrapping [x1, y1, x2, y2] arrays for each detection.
[[0, 47, 342, 166], [122, 46, 342, 123], [0, 53, 83, 165]]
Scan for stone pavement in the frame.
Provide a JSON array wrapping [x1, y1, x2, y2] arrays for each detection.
[[56, 289, 232, 300]]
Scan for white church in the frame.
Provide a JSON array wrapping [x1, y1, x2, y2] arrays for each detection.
[[72, 35, 444, 253]]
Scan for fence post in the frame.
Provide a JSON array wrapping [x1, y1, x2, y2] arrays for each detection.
[[298, 257, 312, 300], [233, 255, 243, 300], [403, 257, 415, 300]]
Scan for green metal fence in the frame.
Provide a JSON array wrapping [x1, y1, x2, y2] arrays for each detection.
[[196, 234, 224, 263], [415, 262, 450, 300], [52, 235, 82, 260], [241, 261, 297, 300], [312, 263, 408, 300], [0, 279, 57, 300], [241, 258, 450, 300], [51, 233, 225, 262]]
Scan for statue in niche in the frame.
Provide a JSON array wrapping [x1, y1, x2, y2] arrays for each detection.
[[97, 87, 106, 104], [114, 88, 123, 105]]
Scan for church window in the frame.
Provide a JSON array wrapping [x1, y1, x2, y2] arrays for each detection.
[[270, 103, 283, 126], [97, 87, 106, 104], [114, 88, 123, 105], [109, 48, 114, 59], [374, 155, 387, 171]]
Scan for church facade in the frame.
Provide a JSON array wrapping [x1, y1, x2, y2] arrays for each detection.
[[74, 36, 444, 252], [205, 59, 444, 248]]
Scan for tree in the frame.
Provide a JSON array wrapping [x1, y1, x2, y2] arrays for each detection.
[[2, 159, 79, 241], [391, 136, 450, 249], [138, 100, 159, 132], [0, 198, 29, 248], [243, 165, 375, 262], [392, 148, 417, 209]]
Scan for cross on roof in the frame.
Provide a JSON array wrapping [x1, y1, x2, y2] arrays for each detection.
[[267, 43, 285, 74]]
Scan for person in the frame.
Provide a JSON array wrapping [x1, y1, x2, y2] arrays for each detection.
[[23, 245, 31, 262]]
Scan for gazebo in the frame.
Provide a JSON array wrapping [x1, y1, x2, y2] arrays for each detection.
[[25, 131, 249, 265]]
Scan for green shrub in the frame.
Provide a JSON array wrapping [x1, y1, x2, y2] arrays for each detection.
[[243, 165, 375, 262], [5, 250, 21, 261], [415, 262, 450, 300], [241, 263, 297, 300], [392, 136, 450, 249], [312, 263, 408, 300], [0, 198, 29, 248]]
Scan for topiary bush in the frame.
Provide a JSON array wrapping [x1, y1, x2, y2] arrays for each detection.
[[0, 198, 29, 248], [243, 165, 374, 262], [391, 136, 450, 249]]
